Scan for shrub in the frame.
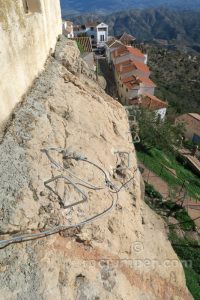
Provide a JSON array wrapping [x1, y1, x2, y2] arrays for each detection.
[[145, 182, 163, 200]]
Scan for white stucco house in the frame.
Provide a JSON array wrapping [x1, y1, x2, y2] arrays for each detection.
[[105, 39, 125, 63], [96, 23, 109, 47], [114, 59, 150, 81], [73, 22, 109, 48], [62, 20, 74, 38], [118, 76, 156, 105]]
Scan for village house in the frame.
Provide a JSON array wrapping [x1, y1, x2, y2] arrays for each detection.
[[130, 94, 168, 120], [105, 33, 136, 64], [112, 46, 148, 65], [115, 59, 150, 82], [118, 76, 156, 105], [73, 22, 109, 48], [62, 20, 74, 38], [176, 113, 200, 143], [105, 39, 125, 63]]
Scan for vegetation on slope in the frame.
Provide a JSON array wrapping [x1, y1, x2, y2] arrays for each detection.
[[169, 230, 200, 300], [145, 185, 200, 299], [137, 148, 200, 201], [145, 45, 200, 115]]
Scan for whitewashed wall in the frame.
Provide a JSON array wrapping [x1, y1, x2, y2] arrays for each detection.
[[0, 0, 62, 129]]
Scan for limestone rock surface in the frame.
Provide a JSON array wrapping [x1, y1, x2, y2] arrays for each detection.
[[0, 37, 193, 300]]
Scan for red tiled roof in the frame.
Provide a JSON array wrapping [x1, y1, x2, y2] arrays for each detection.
[[115, 59, 150, 75], [132, 60, 150, 73], [134, 93, 168, 110], [113, 46, 145, 59], [188, 113, 200, 122], [112, 46, 127, 58], [138, 76, 156, 87], [122, 75, 140, 89], [121, 75, 156, 90], [127, 47, 145, 58], [115, 59, 137, 74]]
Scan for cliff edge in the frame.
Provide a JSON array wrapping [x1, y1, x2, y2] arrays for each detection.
[[0, 37, 193, 300]]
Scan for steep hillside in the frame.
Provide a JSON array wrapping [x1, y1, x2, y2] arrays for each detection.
[[0, 37, 193, 299], [145, 44, 200, 114]]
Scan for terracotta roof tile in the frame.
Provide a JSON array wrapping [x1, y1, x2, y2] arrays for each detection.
[[132, 60, 150, 73], [122, 75, 140, 89], [188, 113, 200, 122], [73, 37, 92, 53], [136, 93, 168, 110], [121, 75, 156, 90], [113, 46, 145, 59], [138, 76, 156, 87], [115, 59, 137, 74], [115, 59, 150, 75]]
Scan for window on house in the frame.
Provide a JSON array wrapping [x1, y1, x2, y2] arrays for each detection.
[[90, 27, 94, 31], [22, 0, 29, 13], [126, 88, 128, 92], [91, 35, 95, 39], [22, 0, 41, 13], [98, 28, 107, 31], [100, 35, 105, 42]]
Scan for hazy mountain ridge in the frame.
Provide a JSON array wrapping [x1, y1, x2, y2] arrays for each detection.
[[61, 0, 200, 15]]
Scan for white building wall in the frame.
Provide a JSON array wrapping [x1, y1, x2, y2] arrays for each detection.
[[144, 54, 148, 64], [155, 108, 167, 120], [96, 23, 108, 47], [0, 0, 62, 130], [118, 83, 139, 105], [138, 86, 155, 95], [106, 46, 118, 64]]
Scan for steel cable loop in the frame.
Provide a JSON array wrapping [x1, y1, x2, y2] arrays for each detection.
[[42, 148, 107, 190], [0, 149, 137, 249]]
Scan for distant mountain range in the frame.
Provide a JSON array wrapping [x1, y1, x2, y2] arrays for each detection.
[[61, 0, 200, 15], [65, 8, 200, 53]]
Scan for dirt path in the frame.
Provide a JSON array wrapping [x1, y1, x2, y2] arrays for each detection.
[[140, 163, 200, 227], [140, 163, 169, 197]]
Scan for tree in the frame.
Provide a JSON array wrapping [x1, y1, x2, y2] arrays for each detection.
[[129, 107, 185, 152]]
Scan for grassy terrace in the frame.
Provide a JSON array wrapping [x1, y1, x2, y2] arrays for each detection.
[[137, 148, 200, 201]]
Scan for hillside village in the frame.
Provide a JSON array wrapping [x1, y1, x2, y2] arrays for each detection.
[[63, 20, 169, 119]]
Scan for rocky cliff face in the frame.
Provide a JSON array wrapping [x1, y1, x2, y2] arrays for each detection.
[[0, 37, 193, 300]]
